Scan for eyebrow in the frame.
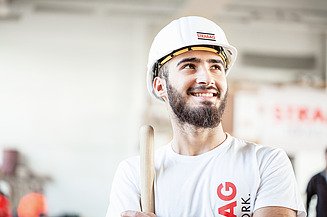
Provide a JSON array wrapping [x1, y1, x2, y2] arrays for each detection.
[[176, 57, 225, 67], [176, 57, 200, 66], [207, 59, 225, 65]]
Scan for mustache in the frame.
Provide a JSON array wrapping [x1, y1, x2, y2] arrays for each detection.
[[187, 85, 219, 93]]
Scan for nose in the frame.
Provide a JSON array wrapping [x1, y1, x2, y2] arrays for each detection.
[[195, 66, 214, 85]]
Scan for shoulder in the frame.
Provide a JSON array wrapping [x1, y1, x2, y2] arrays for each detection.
[[228, 135, 290, 170], [310, 171, 325, 181], [114, 156, 140, 181], [229, 135, 287, 160], [116, 143, 171, 172]]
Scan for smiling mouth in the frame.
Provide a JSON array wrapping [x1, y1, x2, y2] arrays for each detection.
[[189, 92, 218, 97], [187, 85, 221, 99]]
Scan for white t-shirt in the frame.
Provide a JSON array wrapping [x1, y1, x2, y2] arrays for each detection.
[[106, 134, 306, 217]]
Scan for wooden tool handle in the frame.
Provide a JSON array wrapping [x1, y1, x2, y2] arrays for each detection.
[[140, 125, 155, 213]]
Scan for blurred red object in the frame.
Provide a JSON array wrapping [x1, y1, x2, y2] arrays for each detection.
[[17, 192, 47, 217], [0, 193, 12, 217]]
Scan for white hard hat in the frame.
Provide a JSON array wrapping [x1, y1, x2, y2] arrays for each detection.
[[146, 16, 237, 101]]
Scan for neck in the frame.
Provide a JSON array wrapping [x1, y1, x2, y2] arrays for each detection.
[[170, 120, 227, 156]]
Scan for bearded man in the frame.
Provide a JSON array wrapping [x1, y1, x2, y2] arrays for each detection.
[[106, 16, 306, 217]]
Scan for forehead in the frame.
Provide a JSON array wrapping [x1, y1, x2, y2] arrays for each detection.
[[168, 50, 224, 65]]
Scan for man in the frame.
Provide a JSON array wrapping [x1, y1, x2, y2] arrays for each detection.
[[306, 148, 327, 217], [106, 16, 306, 217]]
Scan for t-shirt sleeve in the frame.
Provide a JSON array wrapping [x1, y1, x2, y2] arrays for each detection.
[[253, 148, 306, 217], [106, 158, 141, 217]]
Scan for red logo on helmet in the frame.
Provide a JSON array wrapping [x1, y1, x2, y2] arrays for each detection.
[[197, 32, 216, 41]]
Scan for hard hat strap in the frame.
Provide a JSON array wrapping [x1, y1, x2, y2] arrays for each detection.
[[152, 45, 230, 80]]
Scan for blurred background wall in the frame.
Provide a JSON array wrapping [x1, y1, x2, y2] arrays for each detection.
[[0, 0, 326, 216]]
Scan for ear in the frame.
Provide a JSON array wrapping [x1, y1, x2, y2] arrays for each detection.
[[153, 77, 168, 101]]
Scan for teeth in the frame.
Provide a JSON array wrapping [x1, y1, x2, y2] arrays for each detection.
[[193, 93, 214, 97]]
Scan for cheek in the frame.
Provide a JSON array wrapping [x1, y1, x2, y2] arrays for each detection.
[[171, 75, 194, 92], [220, 82, 228, 92], [215, 77, 227, 91], [181, 80, 196, 95]]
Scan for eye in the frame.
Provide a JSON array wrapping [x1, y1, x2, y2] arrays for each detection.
[[182, 63, 196, 70], [210, 64, 223, 71]]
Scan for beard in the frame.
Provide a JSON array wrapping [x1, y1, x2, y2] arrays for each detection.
[[167, 83, 228, 129]]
